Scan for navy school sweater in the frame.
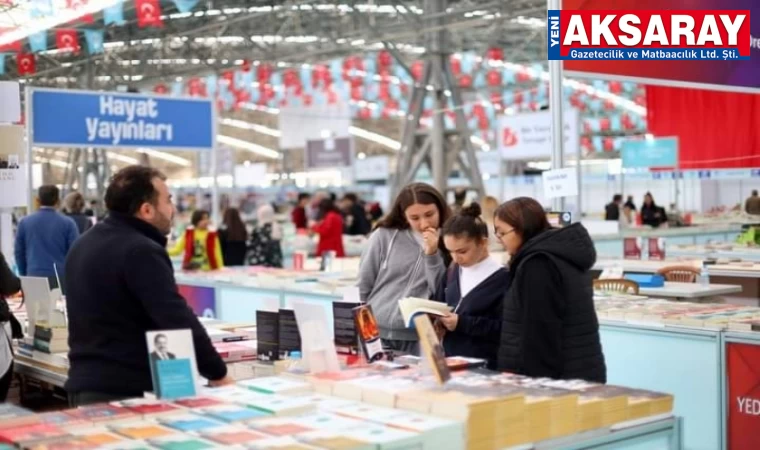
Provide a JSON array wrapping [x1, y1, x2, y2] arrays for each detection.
[[432, 263, 510, 369]]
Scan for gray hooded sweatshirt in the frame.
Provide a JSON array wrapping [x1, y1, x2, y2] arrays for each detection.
[[357, 227, 446, 341]]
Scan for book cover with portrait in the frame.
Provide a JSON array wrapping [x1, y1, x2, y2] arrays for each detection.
[[146, 329, 200, 400]]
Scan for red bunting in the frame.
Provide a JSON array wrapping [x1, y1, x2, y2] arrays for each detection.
[[599, 118, 611, 131], [135, 0, 163, 28], [221, 71, 235, 90], [56, 29, 80, 53], [256, 64, 272, 83], [187, 78, 205, 97], [411, 61, 424, 81], [16, 53, 35, 75], [377, 50, 392, 68], [486, 70, 501, 87], [603, 99, 616, 111], [241, 60, 251, 72], [153, 84, 168, 94], [516, 71, 532, 83], [608, 81, 622, 94], [459, 75, 472, 88], [490, 92, 502, 108], [486, 47, 504, 61], [603, 137, 615, 152], [449, 56, 461, 75]]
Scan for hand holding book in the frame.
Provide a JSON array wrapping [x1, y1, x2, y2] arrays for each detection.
[[439, 313, 458, 331]]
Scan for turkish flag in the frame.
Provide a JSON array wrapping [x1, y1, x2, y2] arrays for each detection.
[[56, 29, 80, 53], [135, 0, 163, 28], [16, 53, 35, 75]]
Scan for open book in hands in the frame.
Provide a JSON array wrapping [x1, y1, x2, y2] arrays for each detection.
[[398, 297, 452, 329]]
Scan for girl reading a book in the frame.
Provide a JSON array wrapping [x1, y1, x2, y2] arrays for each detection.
[[357, 183, 451, 355], [432, 202, 509, 369]]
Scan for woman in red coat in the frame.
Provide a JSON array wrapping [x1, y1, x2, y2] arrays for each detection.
[[311, 198, 345, 257]]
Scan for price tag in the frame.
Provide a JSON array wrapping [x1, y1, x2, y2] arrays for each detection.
[[542, 167, 578, 199]]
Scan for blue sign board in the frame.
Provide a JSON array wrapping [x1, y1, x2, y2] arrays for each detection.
[[30, 88, 214, 150], [621, 137, 678, 169]]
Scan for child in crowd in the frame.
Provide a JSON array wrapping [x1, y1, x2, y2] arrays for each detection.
[[357, 182, 451, 355], [432, 203, 509, 369], [169, 210, 224, 271]]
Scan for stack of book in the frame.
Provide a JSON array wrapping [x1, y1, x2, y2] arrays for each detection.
[[33, 322, 68, 355]]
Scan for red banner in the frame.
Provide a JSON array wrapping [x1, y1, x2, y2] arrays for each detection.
[[727, 342, 760, 449]]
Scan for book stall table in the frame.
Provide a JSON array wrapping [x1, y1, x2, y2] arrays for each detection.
[[0, 372, 683, 450], [176, 269, 760, 450], [592, 224, 743, 259], [595, 259, 760, 306], [639, 282, 742, 300]]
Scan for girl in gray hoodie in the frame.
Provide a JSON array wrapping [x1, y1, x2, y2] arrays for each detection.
[[357, 183, 451, 355]]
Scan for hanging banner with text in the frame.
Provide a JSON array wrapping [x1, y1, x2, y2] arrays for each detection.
[[726, 341, 760, 450], [561, 0, 760, 93], [305, 136, 353, 169], [498, 109, 580, 160], [621, 137, 679, 169], [29, 88, 214, 150]]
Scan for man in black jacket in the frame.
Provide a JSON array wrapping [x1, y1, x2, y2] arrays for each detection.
[[64, 166, 233, 406], [604, 194, 622, 221]]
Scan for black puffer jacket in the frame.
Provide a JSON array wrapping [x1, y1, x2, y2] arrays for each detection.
[[497, 223, 606, 383]]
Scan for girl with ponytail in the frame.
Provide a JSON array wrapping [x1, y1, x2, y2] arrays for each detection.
[[431, 202, 509, 369]]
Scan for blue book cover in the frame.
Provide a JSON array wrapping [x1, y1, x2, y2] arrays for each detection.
[[155, 358, 197, 400], [147, 329, 201, 400], [201, 406, 270, 423], [160, 414, 224, 432]]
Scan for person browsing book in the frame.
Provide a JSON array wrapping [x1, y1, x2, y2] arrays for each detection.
[[357, 183, 451, 355], [64, 166, 234, 407], [494, 197, 606, 383], [432, 203, 509, 369]]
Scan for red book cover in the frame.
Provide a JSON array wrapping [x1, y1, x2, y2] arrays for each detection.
[[0, 423, 68, 445], [624, 237, 642, 260]]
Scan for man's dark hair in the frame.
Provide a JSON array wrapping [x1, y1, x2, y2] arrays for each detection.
[[105, 165, 166, 216], [297, 192, 311, 202], [38, 185, 60, 207], [154, 333, 167, 344], [753, 190, 758, 196], [613, 194, 623, 202]]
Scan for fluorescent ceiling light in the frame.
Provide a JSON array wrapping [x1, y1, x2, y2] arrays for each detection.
[[136, 148, 193, 167], [219, 118, 281, 137], [218, 135, 281, 159], [107, 153, 141, 165], [348, 126, 401, 151]]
